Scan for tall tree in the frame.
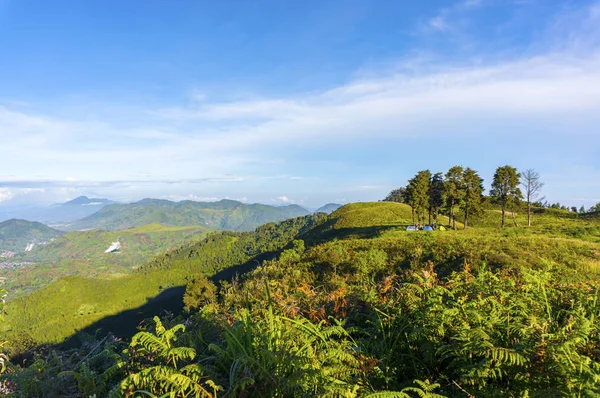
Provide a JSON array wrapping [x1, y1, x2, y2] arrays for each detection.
[[429, 172, 445, 225], [490, 165, 523, 228], [444, 166, 465, 230], [461, 168, 484, 229], [383, 187, 408, 203], [521, 169, 544, 227], [409, 170, 432, 225]]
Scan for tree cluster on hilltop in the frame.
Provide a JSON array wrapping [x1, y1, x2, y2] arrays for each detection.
[[384, 165, 554, 228]]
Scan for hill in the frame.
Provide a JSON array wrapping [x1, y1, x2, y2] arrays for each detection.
[[0, 219, 63, 254], [64, 199, 310, 232], [315, 202, 342, 214], [3, 213, 327, 345], [0, 223, 211, 297], [0, 196, 117, 224], [2, 202, 600, 396]]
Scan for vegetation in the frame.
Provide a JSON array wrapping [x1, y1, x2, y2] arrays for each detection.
[[0, 223, 211, 297], [0, 219, 63, 254], [490, 166, 523, 228], [0, 198, 599, 397], [521, 169, 544, 227], [67, 199, 310, 232], [1, 213, 326, 348]]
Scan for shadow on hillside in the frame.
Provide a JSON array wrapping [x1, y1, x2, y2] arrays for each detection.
[[57, 251, 279, 350], [61, 285, 186, 349], [303, 222, 405, 245]]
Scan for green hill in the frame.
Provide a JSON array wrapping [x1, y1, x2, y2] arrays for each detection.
[[2, 202, 600, 397], [64, 199, 310, 232], [0, 219, 64, 254], [3, 213, 327, 345], [0, 223, 211, 297]]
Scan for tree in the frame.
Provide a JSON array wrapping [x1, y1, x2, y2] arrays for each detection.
[[412, 170, 432, 226], [490, 165, 523, 228], [580, 205, 586, 214], [461, 168, 484, 229], [429, 173, 445, 225], [521, 169, 544, 227], [183, 274, 217, 312], [444, 166, 465, 230], [589, 203, 600, 213], [383, 187, 408, 203]]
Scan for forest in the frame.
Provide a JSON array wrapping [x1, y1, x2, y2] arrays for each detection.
[[0, 166, 599, 397]]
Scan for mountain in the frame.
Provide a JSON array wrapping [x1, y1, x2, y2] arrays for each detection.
[[0, 196, 117, 224], [65, 199, 310, 232], [0, 219, 64, 254], [43, 196, 117, 224], [1, 223, 211, 296], [315, 203, 342, 214]]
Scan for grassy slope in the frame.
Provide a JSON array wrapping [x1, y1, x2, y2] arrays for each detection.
[[3, 203, 599, 349], [0, 223, 211, 296], [3, 214, 326, 346], [67, 199, 310, 232], [0, 219, 64, 253]]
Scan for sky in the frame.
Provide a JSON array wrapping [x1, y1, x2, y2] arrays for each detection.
[[1, 0, 599, 209]]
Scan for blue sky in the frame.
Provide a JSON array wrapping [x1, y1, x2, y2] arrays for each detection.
[[1, 0, 599, 208]]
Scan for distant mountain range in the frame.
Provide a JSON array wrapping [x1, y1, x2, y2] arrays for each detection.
[[315, 203, 342, 214], [64, 199, 311, 232], [0, 219, 64, 254], [0, 196, 117, 224]]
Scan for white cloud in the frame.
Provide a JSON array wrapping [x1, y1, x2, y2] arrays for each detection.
[[429, 16, 450, 32], [275, 196, 292, 203], [0, 188, 12, 202]]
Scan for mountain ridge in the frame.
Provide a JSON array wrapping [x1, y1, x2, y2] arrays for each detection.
[[65, 198, 311, 232]]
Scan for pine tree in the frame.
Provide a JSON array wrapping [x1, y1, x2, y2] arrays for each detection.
[[461, 168, 484, 229], [383, 187, 408, 203], [411, 170, 432, 226], [444, 166, 465, 230], [429, 173, 445, 226], [490, 165, 522, 228]]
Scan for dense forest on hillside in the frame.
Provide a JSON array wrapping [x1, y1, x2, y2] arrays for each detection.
[[0, 198, 599, 397]]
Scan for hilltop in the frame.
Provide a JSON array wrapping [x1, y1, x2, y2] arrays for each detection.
[[65, 198, 310, 231], [0, 219, 63, 254]]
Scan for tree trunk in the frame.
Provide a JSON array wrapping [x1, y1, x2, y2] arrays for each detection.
[[451, 201, 456, 230], [428, 209, 431, 225], [411, 207, 415, 224], [512, 208, 518, 227], [501, 204, 505, 228], [464, 209, 468, 229], [527, 201, 531, 227]]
